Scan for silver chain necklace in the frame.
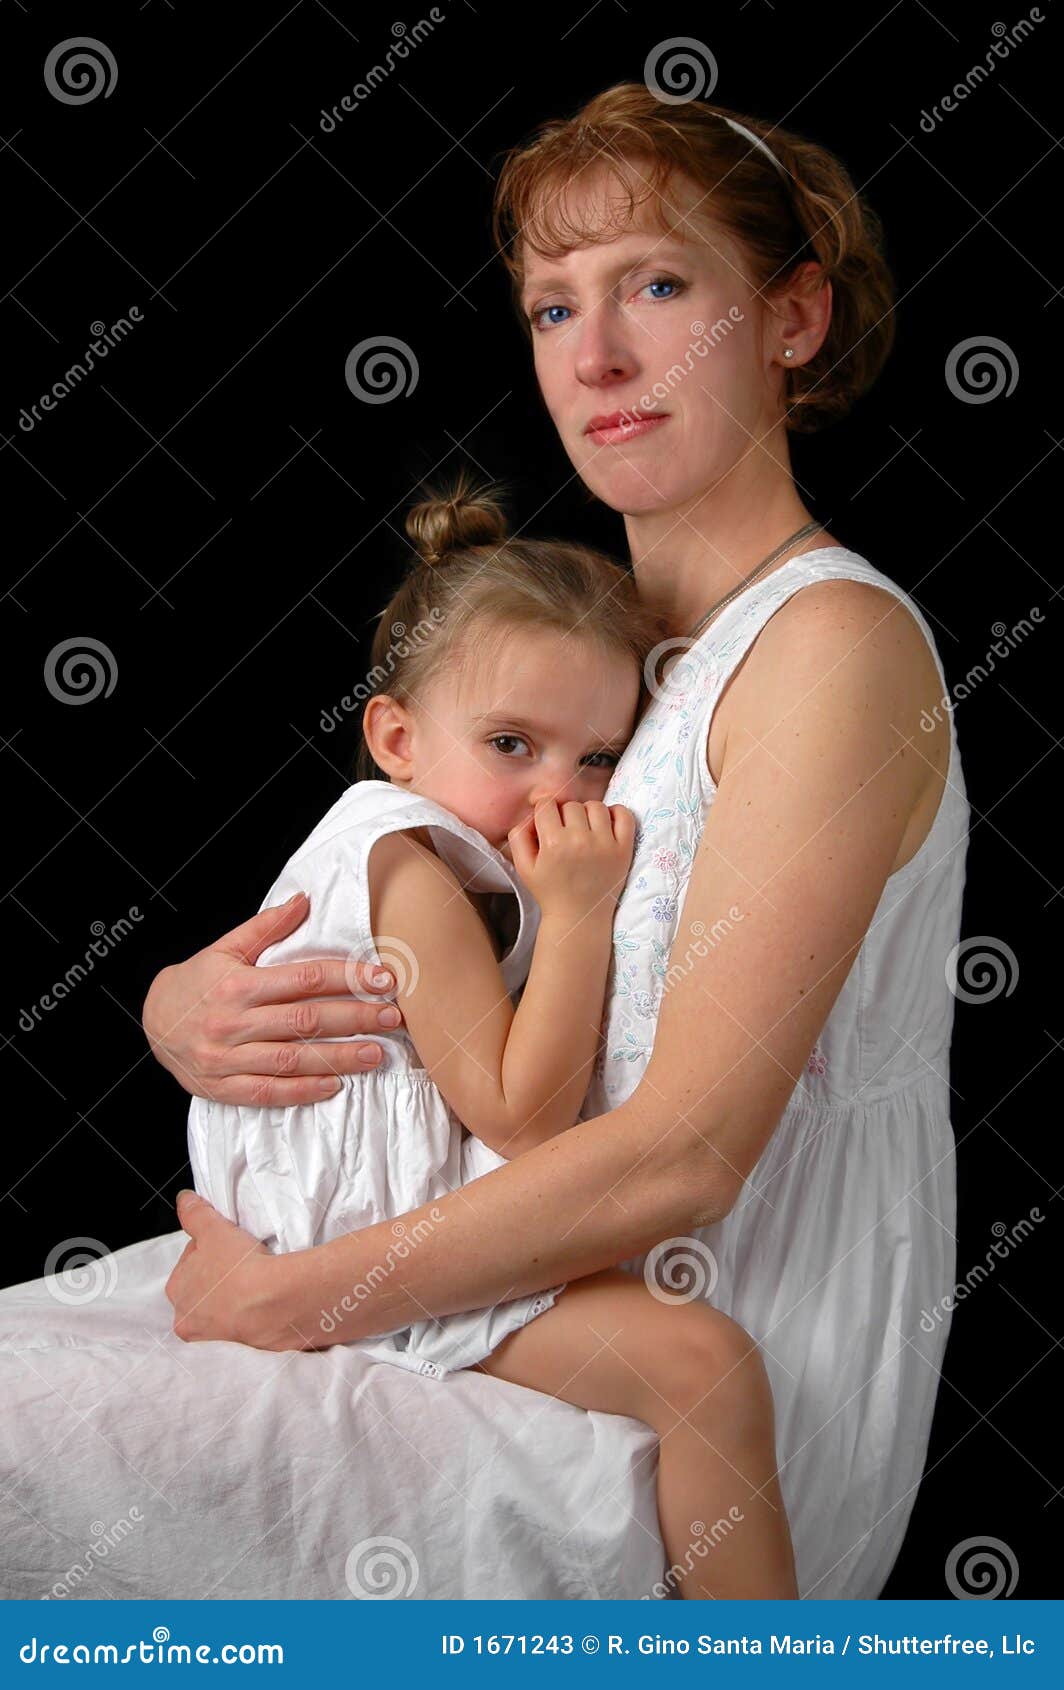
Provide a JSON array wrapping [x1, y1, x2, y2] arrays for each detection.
[[685, 520, 828, 643]]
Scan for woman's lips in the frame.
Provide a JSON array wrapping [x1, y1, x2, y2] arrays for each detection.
[[584, 413, 670, 447]]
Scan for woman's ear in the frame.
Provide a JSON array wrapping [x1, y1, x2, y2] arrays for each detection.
[[363, 693, 417, 782], [772, 260, 832, 367]]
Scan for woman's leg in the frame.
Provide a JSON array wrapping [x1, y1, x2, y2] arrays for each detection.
[[473, 1267, 796, 1599]]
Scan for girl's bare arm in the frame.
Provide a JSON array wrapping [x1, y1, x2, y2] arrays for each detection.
[[367, 814, 627, 1158]]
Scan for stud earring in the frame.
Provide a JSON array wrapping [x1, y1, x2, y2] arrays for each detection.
[[783, 348, 795, 360]]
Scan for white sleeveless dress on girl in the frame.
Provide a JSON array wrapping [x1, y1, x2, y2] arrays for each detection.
[[186, 780, 565, 1380], [579, 545, 970, 1599]]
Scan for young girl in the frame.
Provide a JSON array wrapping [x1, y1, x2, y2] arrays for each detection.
[[186, 474, 797, 1599]]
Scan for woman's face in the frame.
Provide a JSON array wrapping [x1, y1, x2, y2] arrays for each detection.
[[520, 166, 780, 516]]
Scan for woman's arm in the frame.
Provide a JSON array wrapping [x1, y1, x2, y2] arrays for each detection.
[[142, 893, 404, 1104], [167, 583, 938, 1349], [368, 803, 632, 1157]]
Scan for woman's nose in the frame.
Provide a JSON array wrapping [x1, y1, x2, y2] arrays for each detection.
[[573, 305, 638, 389]]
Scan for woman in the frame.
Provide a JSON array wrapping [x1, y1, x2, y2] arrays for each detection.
[[149, 85, 969, 1597]]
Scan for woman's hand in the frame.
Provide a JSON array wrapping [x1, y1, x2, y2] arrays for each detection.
[[507, 800, 635, 923], [165, 1190, 311, 1349], [142, 891, 404, 1106]]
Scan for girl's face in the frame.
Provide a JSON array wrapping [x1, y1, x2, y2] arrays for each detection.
[[399, 626, 641, 851], [520, 166, 780, 515]]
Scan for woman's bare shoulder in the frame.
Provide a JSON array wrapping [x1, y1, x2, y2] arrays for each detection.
[[708, 572, 950, 873], [713, 573, 944, 764]]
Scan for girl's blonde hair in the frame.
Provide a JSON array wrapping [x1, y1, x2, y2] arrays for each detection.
[[354, 469, 662, 782], [491, 82, 895, 433]]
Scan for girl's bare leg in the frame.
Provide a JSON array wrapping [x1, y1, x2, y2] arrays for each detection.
[[472, 1267, 797, 1599]]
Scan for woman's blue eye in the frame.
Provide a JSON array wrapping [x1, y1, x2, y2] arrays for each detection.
[[531, 276, 682, 332], [641, 276, 683, 301], [531, 304, 571, 330]]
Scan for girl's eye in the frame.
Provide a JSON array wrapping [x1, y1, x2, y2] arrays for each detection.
[[582, 751, 621, 770], [488, 734, 531, 757]]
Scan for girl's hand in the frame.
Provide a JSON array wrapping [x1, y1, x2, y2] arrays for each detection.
[[506, 801, 636, 923], [142, 893, 404, 1107]]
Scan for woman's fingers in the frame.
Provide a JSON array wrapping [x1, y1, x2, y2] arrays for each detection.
[[217, 1036, 393, 1077], [241, 955, 395, 1008], [167, 1191, 275, 1344], [202, 1072, 363, 1107], [237, 995, 402, 1043], [212, 891, 312, 965]]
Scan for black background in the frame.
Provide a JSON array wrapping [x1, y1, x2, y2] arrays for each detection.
[[2, 1, 1059, 1598]]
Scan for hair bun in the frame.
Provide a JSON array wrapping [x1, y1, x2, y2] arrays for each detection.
[[405, 468, 509, 568]]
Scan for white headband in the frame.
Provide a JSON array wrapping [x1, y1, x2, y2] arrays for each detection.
[[720, 114, 788, 178]]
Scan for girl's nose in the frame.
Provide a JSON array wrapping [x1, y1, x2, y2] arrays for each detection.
[[529, 773, 580, 811]]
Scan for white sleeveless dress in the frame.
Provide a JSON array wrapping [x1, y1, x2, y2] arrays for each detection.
[[580, 545, 970, 1598], [186, 780, 564, 1380]]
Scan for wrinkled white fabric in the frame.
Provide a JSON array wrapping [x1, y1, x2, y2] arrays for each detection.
[[0, 546, 967, 1600], [187, 781, 565, 1380]]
